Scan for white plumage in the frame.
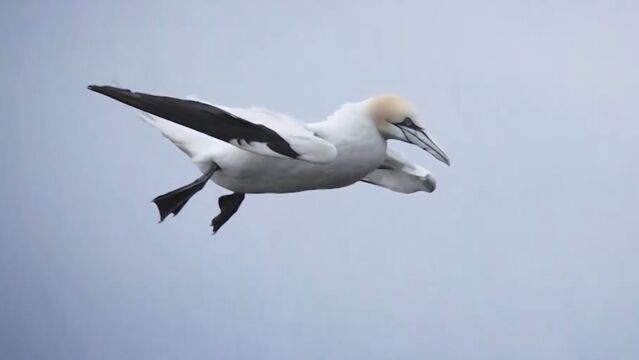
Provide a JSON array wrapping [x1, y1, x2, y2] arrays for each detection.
[[89, 85, 449, 232]]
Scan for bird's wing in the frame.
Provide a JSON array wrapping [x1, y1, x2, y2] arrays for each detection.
[[88, 86, 337, 163], [361, 148, 436, 193], [136, 111, 219, 164]]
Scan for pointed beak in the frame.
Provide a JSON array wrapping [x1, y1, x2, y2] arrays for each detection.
[[398, 126, 450, 165]]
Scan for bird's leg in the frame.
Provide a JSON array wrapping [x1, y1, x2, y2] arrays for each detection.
[[211, 193, 245, 234], [152, 164, 218, 222]]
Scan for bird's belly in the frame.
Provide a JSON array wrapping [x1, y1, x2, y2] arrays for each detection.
[[211, 144, 386, 193]]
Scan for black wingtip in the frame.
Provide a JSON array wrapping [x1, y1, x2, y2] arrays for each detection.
[[87, 84, 136, 97], [86, 85, 148, 113], [87, 84, 107, 93]]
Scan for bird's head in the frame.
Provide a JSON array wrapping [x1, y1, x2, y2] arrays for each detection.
[[369, 95, 450, 165]]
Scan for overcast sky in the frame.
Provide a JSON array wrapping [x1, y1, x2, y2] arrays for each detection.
[[1, 0, 638, 359]]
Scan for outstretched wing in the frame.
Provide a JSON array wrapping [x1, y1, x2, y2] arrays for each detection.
[[361, 148, 436, 193], [88, 85, 337, 163]]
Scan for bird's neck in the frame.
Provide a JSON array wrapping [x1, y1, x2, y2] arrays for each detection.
[[309, 102, 385, 153]]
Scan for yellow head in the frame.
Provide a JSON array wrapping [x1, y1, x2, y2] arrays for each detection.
[[368, 95, 450, 165]]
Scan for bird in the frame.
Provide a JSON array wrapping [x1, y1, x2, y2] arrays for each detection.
[[87, 85, 450, 233]]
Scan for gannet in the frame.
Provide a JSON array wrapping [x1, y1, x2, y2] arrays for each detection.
[[88, 85, 450, 233]]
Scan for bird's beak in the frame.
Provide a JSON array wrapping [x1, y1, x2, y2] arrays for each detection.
[[397, 125, 450, 165]]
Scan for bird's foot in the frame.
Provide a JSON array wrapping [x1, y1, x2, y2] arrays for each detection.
[[211, 193, 245, 234], [152, 164, 218, 222]]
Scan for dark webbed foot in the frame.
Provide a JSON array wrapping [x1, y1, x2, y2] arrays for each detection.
[[211, 193, 245, 233], [153, 164, 218, 222]]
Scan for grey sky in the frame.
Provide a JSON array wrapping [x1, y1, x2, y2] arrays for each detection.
[[1, 0, 638, 359]]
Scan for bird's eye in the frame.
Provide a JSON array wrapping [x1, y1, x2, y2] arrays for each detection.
[[401, 117, 416, 128]]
